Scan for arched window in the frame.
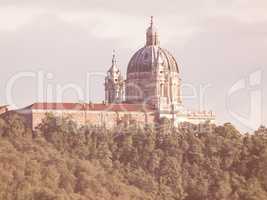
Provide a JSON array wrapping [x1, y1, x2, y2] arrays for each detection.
[[160, 83, 164, 97], [164, 84, 168, 97], [173, 84, 176, 99]]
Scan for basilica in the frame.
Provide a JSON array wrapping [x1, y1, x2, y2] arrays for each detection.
[[19, 17, 215, 130], [104, 17, 215, 126]]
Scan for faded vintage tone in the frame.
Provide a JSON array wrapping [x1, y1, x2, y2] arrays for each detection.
[[19, 17, 215, 129]]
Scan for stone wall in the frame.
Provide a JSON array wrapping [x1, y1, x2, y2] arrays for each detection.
[[31, 109, 156, 130]]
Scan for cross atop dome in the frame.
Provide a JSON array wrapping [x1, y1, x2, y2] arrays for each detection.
[[150, 16, 154, 26], [112, 49, 116, 65], [146, 16, 159, 46]]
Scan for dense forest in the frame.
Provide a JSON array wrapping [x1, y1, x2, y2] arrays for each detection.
[[0, 113, 267, 200]]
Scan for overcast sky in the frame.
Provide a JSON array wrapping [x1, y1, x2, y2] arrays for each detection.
[[0, 0, 266, 132]]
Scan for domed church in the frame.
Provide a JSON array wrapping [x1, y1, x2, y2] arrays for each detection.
[[126, 17, 181, 110], [19, 17, 215, 130], [106, 17, 182, 109], [105, 17, 215, 125]]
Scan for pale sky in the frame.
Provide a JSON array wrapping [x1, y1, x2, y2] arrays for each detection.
[[0, 0, 266, 132]]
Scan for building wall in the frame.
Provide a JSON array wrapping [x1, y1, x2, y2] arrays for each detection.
[[17, 105, 215, 130], [160, 112, 216, 126], [31, 109, 156, 130]]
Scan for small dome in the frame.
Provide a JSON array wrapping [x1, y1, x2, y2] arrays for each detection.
[[108, 50, 120, 74], [127, 45, 179, 74]]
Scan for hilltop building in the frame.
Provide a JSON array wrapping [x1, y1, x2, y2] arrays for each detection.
[[20, 17, 215, 130]]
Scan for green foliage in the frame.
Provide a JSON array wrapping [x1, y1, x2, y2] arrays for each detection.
[[0, 114, 267, 199]]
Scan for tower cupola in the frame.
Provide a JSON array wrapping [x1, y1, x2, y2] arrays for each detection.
[[146, 16, 160, 46]]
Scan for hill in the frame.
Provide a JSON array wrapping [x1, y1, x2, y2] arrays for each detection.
[[0, 113, 267, 200]]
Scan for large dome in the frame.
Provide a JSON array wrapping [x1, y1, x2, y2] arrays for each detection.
[[127, 16, 179, 75], [125, 17, 182, 106], [127, 45, 179, 74]]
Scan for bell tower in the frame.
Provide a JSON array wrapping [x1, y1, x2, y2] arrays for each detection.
[[105, 51, 125, 103]]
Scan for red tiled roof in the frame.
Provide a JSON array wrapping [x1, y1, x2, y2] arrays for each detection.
[[30, 103, 155, 112]]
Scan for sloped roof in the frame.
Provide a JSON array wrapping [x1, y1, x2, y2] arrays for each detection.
[[29, 103, 155, 112]]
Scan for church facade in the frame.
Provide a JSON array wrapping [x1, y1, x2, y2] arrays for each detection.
[[19, 17, 215, 130]]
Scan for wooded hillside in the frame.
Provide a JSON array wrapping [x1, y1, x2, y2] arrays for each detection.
[[0, 113, 267, 200]]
